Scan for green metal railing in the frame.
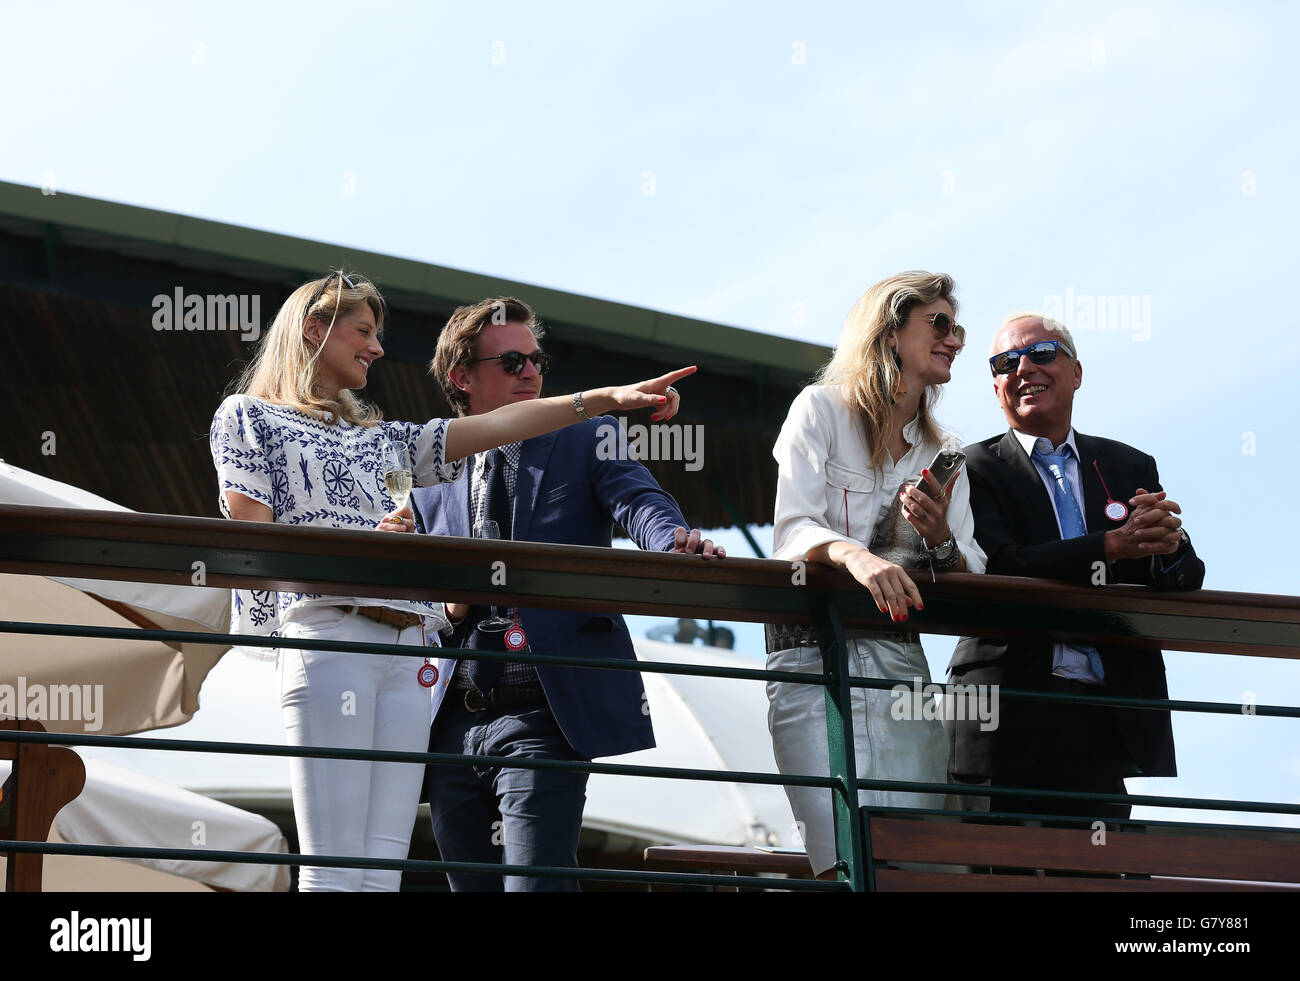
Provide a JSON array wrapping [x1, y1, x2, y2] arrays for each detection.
[[1, 502, 1297, 891]]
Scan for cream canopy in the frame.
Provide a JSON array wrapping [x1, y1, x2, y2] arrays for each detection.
[[0, 460, 230, 735]]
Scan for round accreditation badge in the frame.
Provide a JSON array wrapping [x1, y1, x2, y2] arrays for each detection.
[[1092, 460, 1129, 522], [417, 660, 439, 687], [505, 621, 529, 652]]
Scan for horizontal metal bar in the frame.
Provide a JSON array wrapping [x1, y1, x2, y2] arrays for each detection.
[[844, 673, 1299, 718], [5, 618, 1295, 719], [0, 619, 827, 687], [0, 839, 843, 891], [2, 728, 1294, 817], [0, 727, 841, 790], [8, 615, 1294, 728]]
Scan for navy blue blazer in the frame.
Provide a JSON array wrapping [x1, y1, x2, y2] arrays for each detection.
[[410, 416, 687, 760]]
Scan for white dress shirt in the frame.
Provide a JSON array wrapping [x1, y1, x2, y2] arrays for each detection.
[[772, 385, 986, 574], [1011, 427, 1104, 684]]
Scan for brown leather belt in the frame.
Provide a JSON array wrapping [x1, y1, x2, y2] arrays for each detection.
[[338, 605, 423, 629]]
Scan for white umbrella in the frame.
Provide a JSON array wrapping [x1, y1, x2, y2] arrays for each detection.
[[0, 460, 230, 735], [0, 754, 290, 891], [584, 639, 798, 848]]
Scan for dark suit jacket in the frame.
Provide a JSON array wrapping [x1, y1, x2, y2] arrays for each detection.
[[411, 416, 688, 761], [949, 429, 1205, 779]]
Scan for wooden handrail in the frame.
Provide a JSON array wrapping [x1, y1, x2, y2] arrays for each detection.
[[0, 503, 1296, 658]]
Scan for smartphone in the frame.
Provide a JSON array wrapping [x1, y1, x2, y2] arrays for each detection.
[[914, 449, 966, 497]]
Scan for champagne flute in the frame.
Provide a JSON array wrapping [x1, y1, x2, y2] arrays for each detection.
[[473, 520, 514, 633], [380, 440, 413, 513]]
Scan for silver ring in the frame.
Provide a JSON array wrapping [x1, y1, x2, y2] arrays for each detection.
[[666, 386, 678, 396]]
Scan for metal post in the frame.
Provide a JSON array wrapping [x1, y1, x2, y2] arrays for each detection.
[[812, 591, 866, 891], [705, 477, 767, 558]]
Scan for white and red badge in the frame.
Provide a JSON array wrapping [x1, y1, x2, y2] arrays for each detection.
[[417, 660, 439, 687], [505, 613, 528, 652], [1093, 460, 1129, 522]]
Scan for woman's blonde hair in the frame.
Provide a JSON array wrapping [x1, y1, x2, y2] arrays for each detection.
[[817, 270, 957, 471], [233, 271, 387, 426]]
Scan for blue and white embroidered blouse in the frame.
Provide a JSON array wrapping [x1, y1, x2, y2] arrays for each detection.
[[210, 394, 465, 657]]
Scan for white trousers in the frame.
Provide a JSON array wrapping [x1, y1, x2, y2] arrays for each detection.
[[766, 636, 948, 876], [278, 606, 432, 892]]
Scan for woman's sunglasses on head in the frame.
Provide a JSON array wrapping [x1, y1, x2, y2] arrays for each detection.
[[989, 339, 1074, 375], [305, 270, 359, 316], [470, 350, 552, 375]]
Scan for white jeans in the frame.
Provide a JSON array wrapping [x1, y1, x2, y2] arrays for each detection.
[[766, 636, 947, 876], [278, 606, 432, 892]]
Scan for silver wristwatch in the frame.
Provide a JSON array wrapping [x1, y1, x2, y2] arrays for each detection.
[[922, 534, 960, 582], [572, 391, 591, 421]]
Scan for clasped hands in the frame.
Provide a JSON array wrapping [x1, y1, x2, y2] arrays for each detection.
[[1104, 488, 1185, 561]]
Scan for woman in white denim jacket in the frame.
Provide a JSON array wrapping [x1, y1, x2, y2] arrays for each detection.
[[767, 271, 986, 878]]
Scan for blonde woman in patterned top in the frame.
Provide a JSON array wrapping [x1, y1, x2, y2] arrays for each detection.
[[211, 270, 690, 891]]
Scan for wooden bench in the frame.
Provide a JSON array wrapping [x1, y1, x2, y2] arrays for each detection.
[[643, 844, 813, 890], [0, 718, 87, 892], [865, 813, 1300, 891]]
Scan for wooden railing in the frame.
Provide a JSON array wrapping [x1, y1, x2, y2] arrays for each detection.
[[1, 503, 1297, 890]]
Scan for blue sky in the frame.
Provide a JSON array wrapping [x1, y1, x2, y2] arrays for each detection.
[[6, 1, 1296, 827]]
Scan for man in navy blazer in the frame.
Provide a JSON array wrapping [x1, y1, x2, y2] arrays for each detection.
[[411, 297, 723, 891], [948, 312, 1204, 819]]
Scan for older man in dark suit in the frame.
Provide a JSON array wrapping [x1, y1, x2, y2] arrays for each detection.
[[949, 313, 1204, 818]]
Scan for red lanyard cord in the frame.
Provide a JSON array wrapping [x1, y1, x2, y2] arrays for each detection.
[[1092, 459, 1116, 501]]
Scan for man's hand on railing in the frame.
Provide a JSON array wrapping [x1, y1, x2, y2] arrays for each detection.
[[671, 527, 726, 559]]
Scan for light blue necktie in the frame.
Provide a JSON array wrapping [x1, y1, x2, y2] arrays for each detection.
[[1033, 442, 1106, 681]]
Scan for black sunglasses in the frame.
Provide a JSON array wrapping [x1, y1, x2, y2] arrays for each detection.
[[304, 270, 357, 320], [916, 311, 966, 349], [470, 350, 551, 375], [989, 339, 1073, 375]]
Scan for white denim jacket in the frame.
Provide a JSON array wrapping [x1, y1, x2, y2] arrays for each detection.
[[771, 385, 986, 574]]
